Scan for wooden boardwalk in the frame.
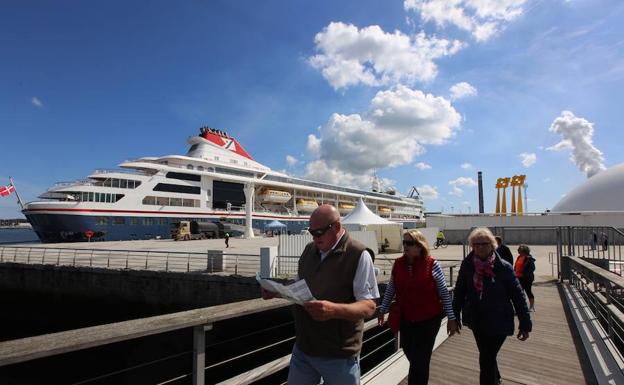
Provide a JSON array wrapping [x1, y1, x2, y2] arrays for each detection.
[[400, 283, 596, 385]]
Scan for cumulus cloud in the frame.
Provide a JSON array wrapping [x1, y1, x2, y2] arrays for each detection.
[[415, 162, 432, 170], [303, 85, 462, 189], [404, 0, 527, 42], [308, 22, 464, 90], [519, 152, 536, 167], [448, 176, 477, 197], [547, 111, 605, 178], [460, 162, 473, 170], [450, 82, 477, 100], [286, 155, 298, 166], [417, 184, 439, 199], [31, 97, 43, 107]]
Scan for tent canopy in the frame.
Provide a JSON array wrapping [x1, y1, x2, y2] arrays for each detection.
[[265, 220, 287, 229], [342, 198, 395, 225]]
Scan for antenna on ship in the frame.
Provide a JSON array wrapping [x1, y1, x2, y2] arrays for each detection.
[[371, 171, 381, 192]]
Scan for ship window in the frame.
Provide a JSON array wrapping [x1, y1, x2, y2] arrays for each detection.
[[153, 183, 201, 195], [142, 196, 156, 205], [103, 179, 112, 187], [120, 179, 128, 189], [88, 192, 94, 201], [95, 217, 109, 225], [105, 194, 112, 203], [130, 217, 139, 225], [197, 166, 204, 171], [113, 217, 125, 225], [112, 179, 120, 188], [230, 159, 237, 164], [160, 218, 168, 225], [166, 172, 201, 182], [182, 199, 194, 207], [156, 196, 169, 206], [214, 156, 219, 161], [187, 164, 194, 170], [114, 194, 125, 202], [143, 218, 155, 225], [170, 198, 182, 206]]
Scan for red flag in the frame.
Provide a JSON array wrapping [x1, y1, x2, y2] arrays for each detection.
[[0, 184, 15, 197]]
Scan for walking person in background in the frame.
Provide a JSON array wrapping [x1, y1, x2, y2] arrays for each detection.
[[600, 232, 609, 251], [453, 227, 532, 385], [377, 229, 459, 385], [515, 245, 536, 311], [224, 232, 230, 248], [495, 236, 514, 266]]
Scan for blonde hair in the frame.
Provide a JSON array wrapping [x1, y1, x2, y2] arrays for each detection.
[[404, 229, 431, 257], [467, 227, 498, 249]]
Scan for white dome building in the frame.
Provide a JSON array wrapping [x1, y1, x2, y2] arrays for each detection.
[[552, 163, 624, 212]]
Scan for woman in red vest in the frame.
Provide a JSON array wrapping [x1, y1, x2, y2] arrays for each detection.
[[378, 229, 459, 385]]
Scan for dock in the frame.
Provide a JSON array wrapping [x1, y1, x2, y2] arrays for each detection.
[[1, 226, 624, 384]]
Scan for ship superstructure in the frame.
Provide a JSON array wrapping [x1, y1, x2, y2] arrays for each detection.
[[23, 127, 424, 242]]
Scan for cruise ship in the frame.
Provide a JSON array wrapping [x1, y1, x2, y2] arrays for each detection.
[[23, 127, 425, 242]]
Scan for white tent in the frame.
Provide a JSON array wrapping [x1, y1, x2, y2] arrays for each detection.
[[342, 198, 403, 253]]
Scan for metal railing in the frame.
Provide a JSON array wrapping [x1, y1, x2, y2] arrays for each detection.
[[563, 226, 624, 275], [0, 297, 401, 385], [567, 256, 624, 358], [0, 245, 260, 275]]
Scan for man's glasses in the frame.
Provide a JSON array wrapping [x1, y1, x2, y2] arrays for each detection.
[[402, 240, 420, 247], [309, 222, 335, 237]]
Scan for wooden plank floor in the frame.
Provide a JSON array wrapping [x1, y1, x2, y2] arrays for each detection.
[[399, 283, 596, 385]]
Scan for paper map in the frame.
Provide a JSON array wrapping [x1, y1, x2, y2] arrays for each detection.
[[256, 273, 316, 305]]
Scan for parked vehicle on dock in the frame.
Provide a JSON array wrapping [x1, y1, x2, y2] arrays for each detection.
[[171, 220, 227, 241]]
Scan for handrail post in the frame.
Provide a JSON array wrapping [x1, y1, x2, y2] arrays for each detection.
[[90, 250, 94, 267], [27, 247, 31, 263], [193, 324, 212, 385], [145, 251, 149, 270], [42, 248, 46, 264], [73, 249, 77, 266], [187, 253, 191, 272]]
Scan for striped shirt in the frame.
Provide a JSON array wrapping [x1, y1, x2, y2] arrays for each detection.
[[378, 260, 455, 320]]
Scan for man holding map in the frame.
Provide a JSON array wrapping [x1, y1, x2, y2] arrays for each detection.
[[261, 204, 379, 385]]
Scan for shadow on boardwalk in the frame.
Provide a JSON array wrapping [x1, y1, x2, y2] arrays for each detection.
[[401, 283, 597, 385]]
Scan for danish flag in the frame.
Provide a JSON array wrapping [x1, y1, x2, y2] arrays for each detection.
[[0, 184, 15, 197]]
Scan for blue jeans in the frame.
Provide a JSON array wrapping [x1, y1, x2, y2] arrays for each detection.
[[287, 344, 360, 385]]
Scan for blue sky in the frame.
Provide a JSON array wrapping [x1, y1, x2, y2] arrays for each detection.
[[1, 0, 623, 218]]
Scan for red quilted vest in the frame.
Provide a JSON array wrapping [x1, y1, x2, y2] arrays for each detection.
[[393, 255, 442, 322]]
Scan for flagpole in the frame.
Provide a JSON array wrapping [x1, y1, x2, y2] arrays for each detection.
[[9, 177, 25, 210]]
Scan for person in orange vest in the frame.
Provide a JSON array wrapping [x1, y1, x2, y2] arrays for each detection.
[[377, 229, 459, 385], [514, 244, 536, 311]]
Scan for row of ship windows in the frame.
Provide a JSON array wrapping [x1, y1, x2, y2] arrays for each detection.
[[142, 196, 201, 207], [95, 217, 171, 226], [78, 192, 125, 203], [94, 178, 142, 189]]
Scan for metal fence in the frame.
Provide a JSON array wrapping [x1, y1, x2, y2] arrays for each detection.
[[567, 256, 624, 358], [0, 245, 260, 276]]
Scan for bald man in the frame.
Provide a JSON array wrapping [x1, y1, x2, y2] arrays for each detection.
[[263, 204, 379, 385]]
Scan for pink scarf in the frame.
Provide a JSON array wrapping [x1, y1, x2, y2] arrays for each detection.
[[473, 253, 495, 297]]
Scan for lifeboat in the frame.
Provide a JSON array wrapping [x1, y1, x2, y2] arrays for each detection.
[[338, 202, 355, 214], [296, 199, 318, 213], [257, 188, 292, 204]]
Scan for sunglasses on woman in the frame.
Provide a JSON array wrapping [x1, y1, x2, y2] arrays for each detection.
[[402, 240, 421, 247]]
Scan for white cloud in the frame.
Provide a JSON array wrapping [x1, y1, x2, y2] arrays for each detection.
[[303, 85, 462, 188], [404, 0, 527, 42], [415, 162, 432, 170], [308, 22, 464, 90], [307, 134, 321, 155], [450, 82, 477, 100], [547, 111, 606, 178], [460, 162, 473, 170], [417, 184, 439, 199], [519, 152, 536, 167], [286, 155, 298, 166], [31, 97, 43, 107], [448, 176, 477, 196]]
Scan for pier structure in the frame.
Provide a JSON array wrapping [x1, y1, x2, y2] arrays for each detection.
[[1, 226, 624, 383]]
